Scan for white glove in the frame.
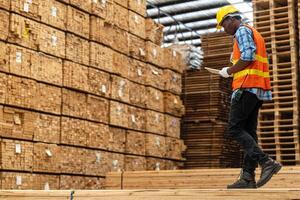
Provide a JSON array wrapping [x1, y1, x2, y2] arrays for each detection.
[[219, 67, 230, 78]]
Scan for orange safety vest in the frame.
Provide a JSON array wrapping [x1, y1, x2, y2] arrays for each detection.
[[231, 24, 271, 91]]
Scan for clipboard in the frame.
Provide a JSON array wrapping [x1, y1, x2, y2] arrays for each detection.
[[204, 67, 220, 75]]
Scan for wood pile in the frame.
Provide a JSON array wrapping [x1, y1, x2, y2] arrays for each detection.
[[0, 0, 186, 189], [105, 166, 300, 189], [182, 32, 242, 169], [253, 0, 300, 165], [0, 189, 300, 200]]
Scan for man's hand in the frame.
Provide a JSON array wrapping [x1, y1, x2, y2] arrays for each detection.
[[219, 67, 230, 78]]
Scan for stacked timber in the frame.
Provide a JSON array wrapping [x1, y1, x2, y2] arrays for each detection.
[[253, 0, 300, 165], [105, 166, 300, 189], [182, 32, 242, 169], [0, 0, 186, 189]]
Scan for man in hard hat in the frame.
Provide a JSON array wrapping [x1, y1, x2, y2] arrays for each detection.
[[216, 5, 282, 189]]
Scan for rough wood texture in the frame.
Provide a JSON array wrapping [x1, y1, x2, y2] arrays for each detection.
[[66, 33, 89, 66], [40, 0, 67, 30], [145, 18, 163, 45], [67, 5, 90, 39], [0, 189, 300, 200], [129, 0, 146, 16], [0, 9, 9, 41], [105, 166, 300, 190], [129, 11, 145, 39]]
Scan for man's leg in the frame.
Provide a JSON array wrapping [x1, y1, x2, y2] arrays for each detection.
[[242, 100, 262, 176], [228, 91, 268, 164]]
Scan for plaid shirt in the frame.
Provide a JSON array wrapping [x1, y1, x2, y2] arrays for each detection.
[[232, 25, 272, 101]]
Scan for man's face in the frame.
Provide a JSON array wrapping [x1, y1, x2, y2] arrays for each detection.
[[221, 17, 235, 35]]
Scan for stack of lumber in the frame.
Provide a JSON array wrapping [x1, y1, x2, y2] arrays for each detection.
[[253, 0, 300, 165], [0, 189, 300, 200], [182, 32, 242, 169], [0, 0, 186, 190], [105, 166, 300, 189]]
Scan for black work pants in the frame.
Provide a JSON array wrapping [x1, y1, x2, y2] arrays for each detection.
[[228, 90, 269, 175]]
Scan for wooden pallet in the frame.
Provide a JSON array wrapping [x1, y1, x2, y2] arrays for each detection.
[[254, 0, 300, 165]]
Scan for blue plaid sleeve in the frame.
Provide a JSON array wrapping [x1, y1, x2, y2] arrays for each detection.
[[235, 26, 256, 61]]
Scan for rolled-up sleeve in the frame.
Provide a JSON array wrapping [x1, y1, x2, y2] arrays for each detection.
[[235, 26, 256, 61]]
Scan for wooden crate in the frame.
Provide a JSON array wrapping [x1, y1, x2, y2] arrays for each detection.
[[0, 73, 7, 104], [145, 18, 163, 45], [111, 75, 130, 103], [33, 113, 60, 144], [33, 143, 60, 173], [164, 47, 185, 73], [0, 10, 9, 41], [0, 41, 9, 73], [40, 0, 67, 30], [8, 14, 40, 50], [145, 64, 165, 90], [91, 0, 114, 22], [114, 0, 128, 8], [145, 87, 164, 112], [66, 33, 89, 66], [34, 53, 63, 86], [128, 106, 146, 131], [146, 110, 165, 135], [62, 89, 87, 119], [108, 127, 126, 152], [88, 68, 111, 98], [128, 33, 146, 61], [128, 11, 145, 39], [63, 60, 89, 92], [129, 82, 146, 107], [61, 146, 85, 174], [163, 69, 182, 95], [128, 58, 147, 84], [110, 101, 129, 128], [85, 149, 108, 176], [113, 3, 129, 31], [8, 45, 37, 79], [36, 83, 61, 115], [107, 152, 125, 172], [69, 0, 91, 12], [146, 157, 166, 170], [39, 24, 66, 58], [0, 0, 10, 10], [124, 155, 146, 171], [113, 51, 130, 78], [86, 121, 110, 150], [67, 5, 90, 39], [61, 117, 87, 147], [0, 106, 34, 140], [10, 0, 40, 20], [113, 26, 129, 55], [128, 0, 146, 16], [60, 175, 103, 189], [165, 114, 181, 138], [165, 137, 185, 160], [90, 41, 114, 73], [164, 92, 184, 117], [1, 172, 59, 190], [146, 41, 164, 67], [86, 94, 109, 123], [145, 134, 166, 158], [6, 75, 37, 109], [90, 16, 114, 48], [126, 130, 146, 155], [0, 139, 33, 171]]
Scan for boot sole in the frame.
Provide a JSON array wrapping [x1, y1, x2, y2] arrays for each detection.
[[256, 163, 282, 188]]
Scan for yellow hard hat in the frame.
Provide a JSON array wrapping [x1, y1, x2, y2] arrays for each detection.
[[216, 5, 240, 29]]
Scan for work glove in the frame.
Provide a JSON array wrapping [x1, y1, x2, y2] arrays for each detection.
[[219, 67, 230, 78]]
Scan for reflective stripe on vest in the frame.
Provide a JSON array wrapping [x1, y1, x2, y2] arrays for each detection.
[[231, 25, 271, 91]]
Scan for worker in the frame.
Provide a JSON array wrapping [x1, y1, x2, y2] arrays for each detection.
[[216, 5, 282, 189]]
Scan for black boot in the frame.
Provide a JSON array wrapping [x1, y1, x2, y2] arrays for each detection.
[[227, 171, 256, 189], [256, 158, 282, 188]]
